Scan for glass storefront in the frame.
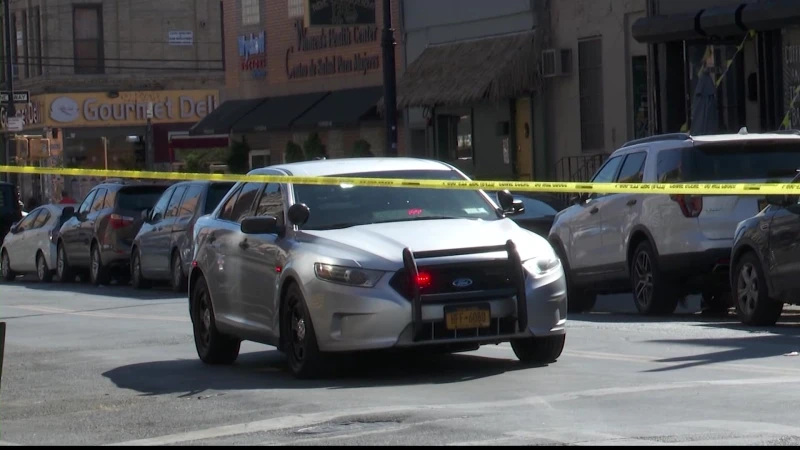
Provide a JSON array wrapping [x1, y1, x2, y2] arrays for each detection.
[[686, 41, 746, 135], [61, 133, 146, 201]]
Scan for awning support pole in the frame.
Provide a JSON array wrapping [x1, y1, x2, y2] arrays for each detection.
[[382, 0, 398, 157]]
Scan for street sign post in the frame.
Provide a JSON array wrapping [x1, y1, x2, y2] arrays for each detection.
[[0, 91, 29, 103]]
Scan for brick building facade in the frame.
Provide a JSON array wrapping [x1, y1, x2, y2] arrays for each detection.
[[195, 0, 404, 167], [1, 0, 225, 202]]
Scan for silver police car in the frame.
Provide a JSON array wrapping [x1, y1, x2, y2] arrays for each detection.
[[188, 158, 567, 378]]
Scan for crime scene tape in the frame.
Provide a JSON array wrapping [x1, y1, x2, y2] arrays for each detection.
[[2, 165, 800, 196]]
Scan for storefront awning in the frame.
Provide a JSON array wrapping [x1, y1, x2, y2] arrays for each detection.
[[188, 98, 265, 136], [292, 86, 383, 128], [230, 92, 329, 133], [394, 30, 539, 108], [740, 0, 800, 31], [169, 134, 229, 149], [631, 11, 705, 43]]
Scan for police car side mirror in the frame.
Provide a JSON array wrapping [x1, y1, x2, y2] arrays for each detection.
[[288, 203, 310, 226]]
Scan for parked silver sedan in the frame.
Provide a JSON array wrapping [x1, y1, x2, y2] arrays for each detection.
[[1, 204, 76, 282], [188, 158, 568, 378]]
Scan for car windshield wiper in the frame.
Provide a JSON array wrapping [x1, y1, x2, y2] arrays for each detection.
[[309, 222, 361, 231]]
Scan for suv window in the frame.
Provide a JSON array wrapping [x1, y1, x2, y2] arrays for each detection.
[[656, 148, 682, 182], [231, 183, 261, 223], [118, 186, 168, 212], [91, 189, 108, 212], [616, 152, 647, 183], [166, 186, 187, 218], [180, 184, 204, 217], [151, 188, 174, 221], [16, 210, 39, 232], [205, 183, 235, 214], [255, 184, 284, 225], [78, 191, 97, 215], [103, 189, 116, 209], [591, 156, 623, 183]]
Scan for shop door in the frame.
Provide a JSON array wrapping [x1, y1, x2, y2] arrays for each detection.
[[515, 97, 533, 180]]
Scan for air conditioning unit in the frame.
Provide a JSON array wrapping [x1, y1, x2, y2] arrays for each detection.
[[542, 48, 572, 78]]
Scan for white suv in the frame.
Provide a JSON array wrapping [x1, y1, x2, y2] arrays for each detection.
[[549, 130, 800, 316]]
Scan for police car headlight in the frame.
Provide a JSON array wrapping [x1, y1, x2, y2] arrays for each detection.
[[523, 253, 561, 278], [314, 263, 383, 288]]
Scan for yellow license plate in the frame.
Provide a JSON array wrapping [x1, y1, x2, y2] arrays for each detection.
[[445, 307, 491, 330]]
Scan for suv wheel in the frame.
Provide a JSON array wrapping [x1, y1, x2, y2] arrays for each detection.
[[90, 244, 111, 286], [170, 251, 188, 293], [131, 250, 151, 290], [734, 253, 783, 326], [191, 274, 240, 364], [1, 250, 15, 282], [36, 252, 53, 283], [57, 243, 74, 283], [630, 241, 679, 316], [511, 334, 565, 365], [283, 283, 327, 379]]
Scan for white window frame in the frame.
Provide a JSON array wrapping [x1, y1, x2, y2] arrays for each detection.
[[249, 149, 271, 169], [242, 0, 261, 26], [288, 0, 305, 18]]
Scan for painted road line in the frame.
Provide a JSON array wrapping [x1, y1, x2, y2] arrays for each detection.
[[107, 376, 800, 446], [5, 305, 189, 323]]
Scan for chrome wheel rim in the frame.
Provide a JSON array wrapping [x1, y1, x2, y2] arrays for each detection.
[[91, 248, 100, 280], [195, 288, 212, 347], [737, 263, 759, 315], [289, 298, 306, 363], [37, 255, 46, 280], [57, 247, 65, 277], [133, 254, 141, 285], [634, 252, 653, 308], [1, 253, 9, 278]]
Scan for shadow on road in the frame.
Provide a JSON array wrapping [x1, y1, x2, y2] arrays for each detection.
[[102, 349, 532, 395], [5, 277, 183, 301]]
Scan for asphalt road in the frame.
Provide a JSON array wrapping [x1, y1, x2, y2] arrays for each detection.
[[3, 278, 800, 446]]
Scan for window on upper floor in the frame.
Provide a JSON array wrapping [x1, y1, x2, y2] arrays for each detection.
[[288, 0, 305, 18], [241, 0, 261, 26], [73, 5, 104, 74], [578, 37, 605, 152]]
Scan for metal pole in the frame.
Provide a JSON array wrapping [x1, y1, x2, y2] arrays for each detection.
[[381, 0, 398, 156], [102, 137, 108, 172], [145, 118, 154, 170], [3, 0, 15, 182], [0, 322, 6, 391]]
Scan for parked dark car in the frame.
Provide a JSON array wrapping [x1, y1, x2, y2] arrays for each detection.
[[131, 181, 235, 291], [730, 180, 800, 326], [0, 182, 23, 243], [486, 191, 567, 237], [57, 182, 169, 285]]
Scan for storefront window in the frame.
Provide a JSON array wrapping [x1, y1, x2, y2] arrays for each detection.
[[687, 42, 745, 135], [61, 134, 145, 200], [436, 110, 473, 174]]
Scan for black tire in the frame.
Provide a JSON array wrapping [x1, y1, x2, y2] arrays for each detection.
[[1, 250, 15, 282], [56, 243, 75, 283], [553, 244, 596, 313], [90, 243, 110, 286], [733, 253, 783, 326], [130, 250, 151, 290], [282, 282, 327, 379], [170, 251, 188, 293], [511, 334, 566, 365], [701, 290, 732, 317], [36, 251, 53, 282], [191, 274, 240, 364], [630, 241, 679, 316]]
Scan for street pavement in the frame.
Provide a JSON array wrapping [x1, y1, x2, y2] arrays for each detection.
[[3, 277, 800, 446]]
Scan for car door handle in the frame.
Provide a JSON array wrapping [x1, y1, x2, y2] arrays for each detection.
[[627, 199, 637, 206], [239, 240, 250, 250], [590, 207, 599, 215]]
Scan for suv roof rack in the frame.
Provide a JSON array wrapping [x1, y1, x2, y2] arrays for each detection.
[[621, 133, 692, 149]]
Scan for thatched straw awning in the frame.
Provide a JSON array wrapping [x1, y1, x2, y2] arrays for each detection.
[[395, 30, 540, 109]]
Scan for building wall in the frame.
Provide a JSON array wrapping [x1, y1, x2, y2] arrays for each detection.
[[6, 0, 224, 92], [546, 0, 646, 176], [653, 0, 758, 15]]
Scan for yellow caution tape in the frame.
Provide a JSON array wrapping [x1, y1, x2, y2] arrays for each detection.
[[1, 165, 799, 195]]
